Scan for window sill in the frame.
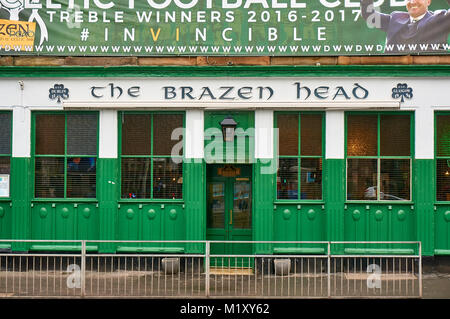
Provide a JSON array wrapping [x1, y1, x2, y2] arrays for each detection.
[[32, 198, 98, 203], [345, 201, 414, 205], [118, 199, 184, 204], [274, 201, 324, 205]]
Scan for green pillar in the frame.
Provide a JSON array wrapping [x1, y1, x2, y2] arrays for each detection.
[[415, 159, 435, 256], [11, 157, 31, 251], [253, 159, 275, 254], [184, 159, 205, 253], [325, 159, 346, 253], [97, 158, 119, 253]]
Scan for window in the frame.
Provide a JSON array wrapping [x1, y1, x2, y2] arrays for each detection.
[[346, 113, 412, 201], [0, 112, 11, 198], [436, 114, 450, 201], [34, 113, 98, 199], [275, 113, 323, 200], [120, 113, 183, 199]]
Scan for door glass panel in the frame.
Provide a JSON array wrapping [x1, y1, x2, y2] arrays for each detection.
[[233, 181, 251, 229], [207, 182, 225, 228]]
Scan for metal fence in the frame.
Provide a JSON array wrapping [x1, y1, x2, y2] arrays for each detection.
[[0, 240, 422, 298]]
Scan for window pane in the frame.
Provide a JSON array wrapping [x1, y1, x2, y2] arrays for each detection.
[[153, 114, 184, 156], [347, 158, 377, 200], [153, 158, 183, 199], [0, 113, 11, 154], [35, 114, 65, 155], [35, 157, 64, 198], [380, 159, 410, 201], [301, 114, 322, 156], [277, 158, 298, 200], [347, 115, 377, 156], [67, 114, 98, 155], [300, 158, 322, 200], [121, 158, 152, 199], [0, 157, 10, 174], [437, 159, 450, 201], [380, 115, 410, 156], [67, 157, 96, 198], [277, 114, 298, 156], [121, 114, 151, 155], [436, 115, 450, 157]]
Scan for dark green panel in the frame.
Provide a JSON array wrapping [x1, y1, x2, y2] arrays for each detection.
[[117, 204, 140, 241], [55, 204, 76, 240], [344, 204, 416, 252], [77, 204, 99, 240], [435, 206, 450, 254], [163, 204, 186, 250], [184, 160, 205, 253], [11, 157, 31, 251], [31, 203, 54, 240], [415, 159, 435, 256], [141, 204, 162, 242], [0, 202, 12, 248]]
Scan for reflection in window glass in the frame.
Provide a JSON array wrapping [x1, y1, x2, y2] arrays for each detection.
[[436, 115, 450, 157], [380, 159, 410, 201], [122, 114, 152, 156], [347, 115, 377, 156], [35, 114, 65, 155], [67, 157, 96, 198], [207, 183, 225, 229], [153, 158, 183, 199], [233, 181, 251, 229], [300, 158, 322, 200], [153, 114, 183, 156], [380, 115, 410, 156], [301, 114, 322, 156], [67, 114, 98, 156], [347, 159, 377, 200], [277, 158, 298, 200], [0, 113, 11, 155], [0, 157, 10, 175], [121, 158, 152, 199], [437, 159, 450, 201], [35, 157, 64, 198], [277, 114, 298, 156]]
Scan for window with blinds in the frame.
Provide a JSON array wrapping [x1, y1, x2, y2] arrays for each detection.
[[436, 114, 450, 201], [276, 113, 323, 200], [0, 112, 11, 198], [120, 113, 183, 200], [34, 113, 98, 199], [346, 113, 412, 201]]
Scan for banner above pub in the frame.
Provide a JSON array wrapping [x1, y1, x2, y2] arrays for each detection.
[[0, 0, 449, 56]]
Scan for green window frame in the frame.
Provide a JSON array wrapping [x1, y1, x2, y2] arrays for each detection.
[[435, 112, 450, 202], [0, 111, 12, 199], [345, 112, 414, 202], [274, 112, 325, 201], [32, 111, 99, 200], [119, 111, 185, 200]]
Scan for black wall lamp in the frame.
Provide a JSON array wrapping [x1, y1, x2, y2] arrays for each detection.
[[220, 116, 238, 142]]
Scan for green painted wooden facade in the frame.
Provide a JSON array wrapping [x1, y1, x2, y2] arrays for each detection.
[[0, 66, 449, 256]]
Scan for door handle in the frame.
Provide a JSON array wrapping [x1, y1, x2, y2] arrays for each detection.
[[229, 209, 232, 225]]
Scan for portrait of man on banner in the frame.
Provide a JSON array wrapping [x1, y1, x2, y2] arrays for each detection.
[[360, 0, 450, 54]]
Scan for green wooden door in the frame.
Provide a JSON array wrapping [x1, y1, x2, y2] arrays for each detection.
[[206, 165, 253, 266]]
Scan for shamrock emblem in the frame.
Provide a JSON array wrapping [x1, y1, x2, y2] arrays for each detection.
[[49, 84, 69, 103], [392, 83, 413, 102]]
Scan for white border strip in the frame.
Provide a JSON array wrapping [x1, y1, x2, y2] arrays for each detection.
[[63, 100, 401, 110]]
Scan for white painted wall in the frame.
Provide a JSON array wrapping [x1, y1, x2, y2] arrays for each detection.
[[99, 110, 118, 158], [325, 111, 345, 159], [185, 110, 204, 159], [255, 110, 273, 159]]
